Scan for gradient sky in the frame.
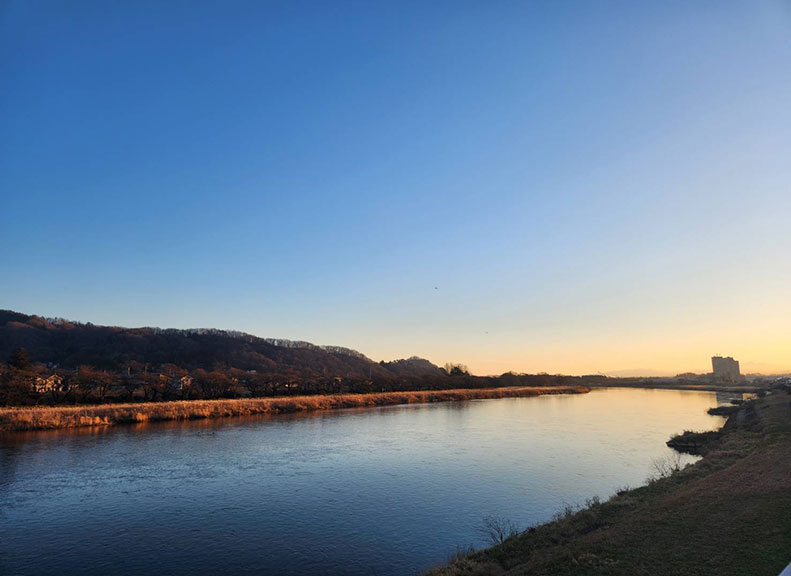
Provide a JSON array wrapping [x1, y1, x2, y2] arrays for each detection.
[[2, 1, 790, 376]]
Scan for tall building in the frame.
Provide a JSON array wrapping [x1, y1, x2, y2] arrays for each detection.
[[712, 356, 741, 382]]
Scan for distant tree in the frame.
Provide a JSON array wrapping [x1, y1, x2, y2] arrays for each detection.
[[191, 369, 209, 399], [161, 363, 187, 378], [443, 363, 470, 377], [76, 366, 115, 402], [349, 378, 373, 394], [265, 374, 284, 396], [140, 373, 166, 402], [499, 372, 520, 387], [0, 363, 34, 406], [192, 369, 233, 399], [53, 369, 77, 403], [242, 371, 270, 398], [126, 360, 146, 376], [120, 373, 139, 401], [9, 347, 30, 370]]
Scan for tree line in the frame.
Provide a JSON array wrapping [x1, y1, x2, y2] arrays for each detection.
[[0, 347, 587, 407]]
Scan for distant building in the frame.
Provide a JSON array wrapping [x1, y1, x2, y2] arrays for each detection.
[[170, 375, 193, 391], [34, 374, 63, 394], [712, 356, 741, 382]]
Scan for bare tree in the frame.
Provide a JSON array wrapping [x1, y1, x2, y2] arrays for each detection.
[[650, 452, 683, 480], [76, 366, 116, 402], [479, 515, 520, 546], [443, 363, 470, 376]]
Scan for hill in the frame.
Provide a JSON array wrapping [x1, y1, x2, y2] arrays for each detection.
[[0, 310, 440, 380]]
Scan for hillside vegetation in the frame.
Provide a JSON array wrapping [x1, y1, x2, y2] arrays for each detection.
[[0, 310, 429, 379], [0, 310, 582, 406]]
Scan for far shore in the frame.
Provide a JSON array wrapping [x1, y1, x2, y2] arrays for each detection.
[[0, 385, 589, 433], [586, 381, 762, 394]]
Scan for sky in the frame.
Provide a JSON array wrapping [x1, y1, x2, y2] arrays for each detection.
[[2, 1, 790, 376]]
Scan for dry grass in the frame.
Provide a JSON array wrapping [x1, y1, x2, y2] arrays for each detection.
[[0, 386, 589, 432]]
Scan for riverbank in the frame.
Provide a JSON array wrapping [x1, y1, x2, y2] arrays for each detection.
[[427, 391, 791, 576], [587, 381, 763, 393], [0, 385, 588, 432]]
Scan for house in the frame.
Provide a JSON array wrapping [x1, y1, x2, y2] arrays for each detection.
[[170, 374, 193, 391], [34, 374, 64, 394]]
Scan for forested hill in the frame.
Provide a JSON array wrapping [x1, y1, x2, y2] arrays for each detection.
[[0, 310, 443, 379]]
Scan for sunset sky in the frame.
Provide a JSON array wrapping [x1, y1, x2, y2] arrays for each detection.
[[2, 1, 790, 376]]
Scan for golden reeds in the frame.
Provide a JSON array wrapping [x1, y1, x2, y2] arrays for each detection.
[[0, 386, 589, 432]]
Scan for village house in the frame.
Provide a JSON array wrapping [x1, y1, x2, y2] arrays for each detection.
[[170, 374, 193, 391], [33, 374, 64, 394]]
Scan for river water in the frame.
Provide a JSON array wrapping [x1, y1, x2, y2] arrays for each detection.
[[0, 388, 728, 575]]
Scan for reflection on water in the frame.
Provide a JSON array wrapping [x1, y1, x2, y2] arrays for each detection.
[[0, 388, 725, 576]]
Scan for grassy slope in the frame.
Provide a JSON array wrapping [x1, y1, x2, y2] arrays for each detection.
[[428, 392, 791, 576]]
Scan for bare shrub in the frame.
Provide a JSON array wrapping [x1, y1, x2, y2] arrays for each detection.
[[446, 544, 475, 564], [549, 496, 603, 530], [552, 503, 577, 522], [615, 485, 631, 496], [649, 452, 683, 481], [584, 495, 601, 508], [479, 515, 520, 545]]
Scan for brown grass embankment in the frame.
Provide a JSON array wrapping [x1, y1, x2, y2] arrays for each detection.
[[0, 386, 589, 432]]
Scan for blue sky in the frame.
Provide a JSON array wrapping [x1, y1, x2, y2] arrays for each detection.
[[2, 1, 790, 375]]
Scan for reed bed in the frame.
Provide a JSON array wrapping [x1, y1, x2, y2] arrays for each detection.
[[0, 386, 589, 432]]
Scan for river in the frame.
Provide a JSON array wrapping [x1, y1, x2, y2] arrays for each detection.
[[0, 388, 729, 575]]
